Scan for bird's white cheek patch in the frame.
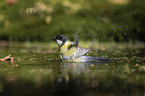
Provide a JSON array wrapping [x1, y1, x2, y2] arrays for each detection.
[[56, 40, 62, 46]]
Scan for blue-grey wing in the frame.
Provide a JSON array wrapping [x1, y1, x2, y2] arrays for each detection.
[[74, 47, 90, 58]]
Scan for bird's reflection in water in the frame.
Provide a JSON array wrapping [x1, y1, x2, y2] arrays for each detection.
[[57, 62, 108, 83]]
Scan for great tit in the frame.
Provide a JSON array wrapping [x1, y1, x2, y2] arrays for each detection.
[[53, 34, 109, 62]]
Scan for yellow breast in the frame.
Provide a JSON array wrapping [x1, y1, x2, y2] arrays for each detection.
[[59, 41, 77, 56]]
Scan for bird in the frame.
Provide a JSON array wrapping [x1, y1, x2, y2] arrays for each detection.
[[53, 34, 109, 62]]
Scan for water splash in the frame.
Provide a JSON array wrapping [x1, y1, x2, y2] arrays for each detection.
[[73, 27, 82, 40], [114, 28, 117, 32]]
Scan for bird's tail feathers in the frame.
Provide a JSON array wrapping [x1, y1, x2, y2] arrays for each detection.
[[81, 56, 109, 62]]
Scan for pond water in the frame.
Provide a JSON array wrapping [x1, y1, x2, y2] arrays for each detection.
[[0, 46, 144, 96]]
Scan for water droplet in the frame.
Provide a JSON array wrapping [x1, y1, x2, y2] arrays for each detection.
[[124, 32, 126, 35], [114, 28, 116, 32], [86, 53, 90, 56]]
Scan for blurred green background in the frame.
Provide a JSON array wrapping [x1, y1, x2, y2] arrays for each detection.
[[0, 0, 145, 42]]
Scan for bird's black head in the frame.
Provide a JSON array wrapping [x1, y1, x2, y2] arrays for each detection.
[[53, 34, 68, 46]]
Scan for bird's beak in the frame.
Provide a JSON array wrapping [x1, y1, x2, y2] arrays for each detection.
[[53, 38, 56, 41]]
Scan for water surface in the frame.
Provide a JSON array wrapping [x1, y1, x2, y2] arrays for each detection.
[[0, 46, 144, 96]]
